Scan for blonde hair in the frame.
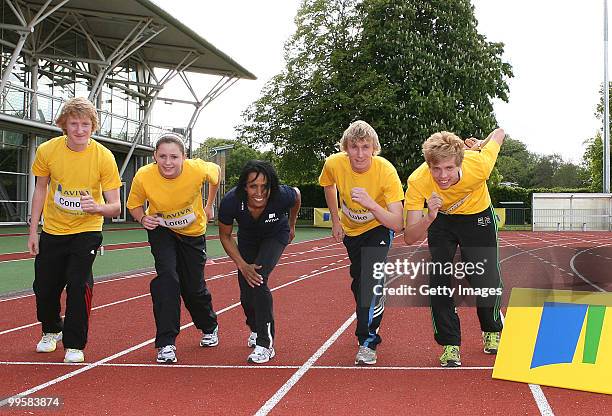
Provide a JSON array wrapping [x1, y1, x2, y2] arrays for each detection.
[[339, 120, 381, 156], [422, 131, 465, 166], [56, 97, 99, 133]]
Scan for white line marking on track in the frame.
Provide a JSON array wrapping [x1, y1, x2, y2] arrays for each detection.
[[0, 245, 152, 263], [0, 272, 155, 303], [0, 294, 151, 336], [0, 236, 341, 303], [0, 262, 350, 407], [255, 313, 356, 416], [0, 251, 351, 336], [506, 232, 612, 416], [255, 235, 415, 416], [528, 384, 555, 416], [569, 244, 611, 293], [0, 361, 494, 370]]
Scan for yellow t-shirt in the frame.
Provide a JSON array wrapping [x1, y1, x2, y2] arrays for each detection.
[[127, 159, 219, 236], [31, 136, 122, 235], [319, 153, 404, 236], [404, 141, 500, 215]]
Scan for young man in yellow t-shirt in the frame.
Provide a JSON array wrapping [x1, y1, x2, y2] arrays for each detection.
[[319, 120, 404, 365], [404, 128, 505, 367], [28, 97, 122, 363], [127, 134, 220, 364]]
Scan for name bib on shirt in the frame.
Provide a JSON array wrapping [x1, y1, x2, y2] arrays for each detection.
[[53, 184, 86, 215], [440, 194, 471, 215], [341, 200, 375, 224], [158, 206, 196, 229]]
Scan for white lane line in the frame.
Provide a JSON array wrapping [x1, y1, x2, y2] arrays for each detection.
[[0, 245, 152, 263], [0, 272, 155, 303], [255, 234, 417, 416], [502, 233, 612, 416], [312, 365, 494, 370], [0, 251, 352, 336], [0, 237, 340, 303], [569, 244, 612, 293], [0, 361, 494, 370], [0, 263, 349, 407], [0, 294, 151, 336], [0, 293, 32, 303], [255, 313, 356, 416], [528, 384, 555, 416]]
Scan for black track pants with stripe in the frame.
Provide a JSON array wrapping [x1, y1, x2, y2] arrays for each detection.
[[237, 237, 286, 349], [34, 231, 102, 350], [343, 225, 393, 350], [427, 206, 504, 346]]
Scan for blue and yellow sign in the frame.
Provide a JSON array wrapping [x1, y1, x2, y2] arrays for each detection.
[[313, 208, 333, 228], [493, 208, 506, 229], [493, 288, 612, 395]]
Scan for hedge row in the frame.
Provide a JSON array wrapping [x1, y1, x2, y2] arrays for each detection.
[[297, 183, 327, 207], [296, 183, 593, 209], [489, 186, 592, 208]]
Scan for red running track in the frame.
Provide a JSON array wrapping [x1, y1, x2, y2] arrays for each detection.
[[0, 232, 610, 415]]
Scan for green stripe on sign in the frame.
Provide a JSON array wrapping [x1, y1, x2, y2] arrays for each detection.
[[582, 305, 606, 364]]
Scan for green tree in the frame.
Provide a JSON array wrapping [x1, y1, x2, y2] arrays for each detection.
[[238, 0, 363, 183], [530, 154, 563, 188], [495, 137, 536, 187], [496, 155, 523, 185], [357, 0, 512, 176], [583, 133, 603, 192], [193, 138, 272, 189], [550, 162, 588, 188], [238, 0, 512, 181], [487, 167, 502, 189], [588, 83, 612, 191]]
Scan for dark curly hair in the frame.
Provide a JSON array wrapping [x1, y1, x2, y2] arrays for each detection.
[[235, 160, 280, 202]]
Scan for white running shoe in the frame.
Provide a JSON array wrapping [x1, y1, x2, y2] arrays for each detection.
[[247, 331, 257, 348], [248, 345, 275, 364], [354, 346, 377, 365], [64, 348, 84, 363], [36, 332, 62, 353], [200, 325, 219, 347], [157, 345, 177, 363]]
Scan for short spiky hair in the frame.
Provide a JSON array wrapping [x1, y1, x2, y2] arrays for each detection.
[[339, 120, 381, 156], [422, 131, 465, 166], [56, 97, 99, 133], [235, 160, 280, 202]]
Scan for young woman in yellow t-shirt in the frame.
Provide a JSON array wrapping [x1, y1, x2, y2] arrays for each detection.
[[127, 134, 220, 364]]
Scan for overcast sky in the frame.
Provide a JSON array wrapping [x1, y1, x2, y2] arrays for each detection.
[[152, 0, 607, 163]]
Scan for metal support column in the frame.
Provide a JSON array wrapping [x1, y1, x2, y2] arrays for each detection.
[[27, 58, 38, 221]]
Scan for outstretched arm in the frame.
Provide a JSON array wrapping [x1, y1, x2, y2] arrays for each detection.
[[465, 128, 505, 151]]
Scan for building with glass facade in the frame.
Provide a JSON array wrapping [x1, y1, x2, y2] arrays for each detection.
[[0, 0, 255, 224]]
